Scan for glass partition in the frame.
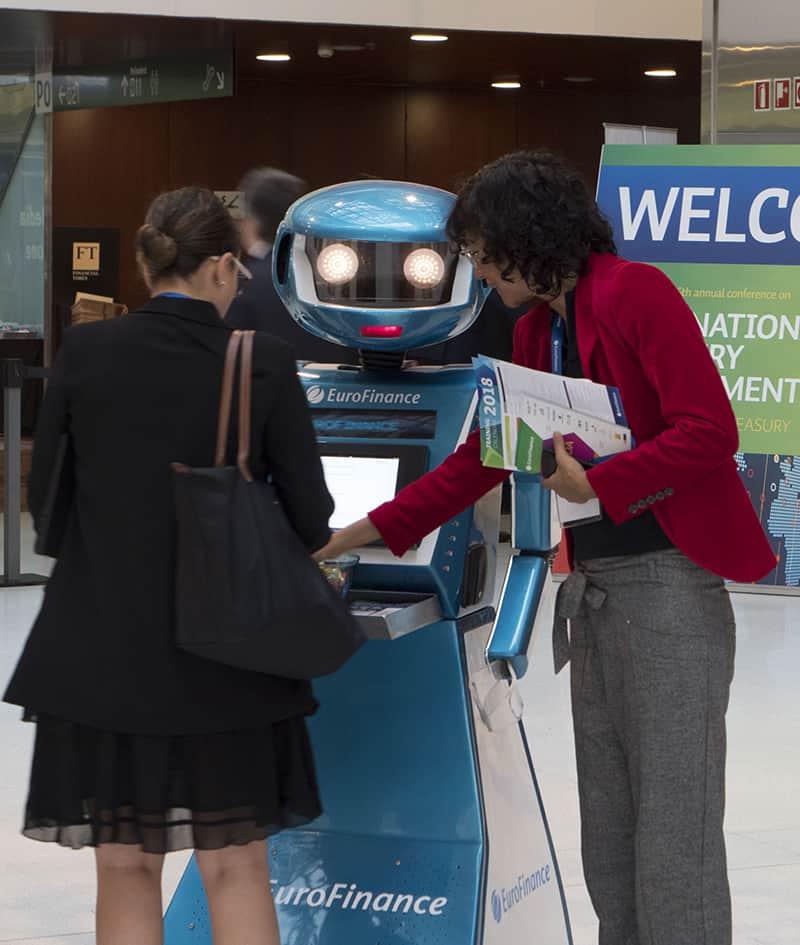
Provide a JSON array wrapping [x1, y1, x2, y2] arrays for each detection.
[[0, 78, 45, 336]]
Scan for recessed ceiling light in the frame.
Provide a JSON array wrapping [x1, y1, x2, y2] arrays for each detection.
[[565, 76, 595, 83], [257, 53, 291, 62], [491, 80, 522, 90], [410, 33, 449, 42], [644, 69, 677, 77]]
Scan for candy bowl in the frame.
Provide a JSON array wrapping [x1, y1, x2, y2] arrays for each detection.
[[319, 553, 360, 599]]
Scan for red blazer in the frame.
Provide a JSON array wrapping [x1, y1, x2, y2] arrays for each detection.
[[370, 254, 776, 583]]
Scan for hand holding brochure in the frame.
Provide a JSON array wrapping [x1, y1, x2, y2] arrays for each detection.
[[473, 356, 632, 526]]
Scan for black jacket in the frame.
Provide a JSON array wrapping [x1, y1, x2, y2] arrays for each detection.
[[4, 295, 334, 734], [225, 251, 358, 364]]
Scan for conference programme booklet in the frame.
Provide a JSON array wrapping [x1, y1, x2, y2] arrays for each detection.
[[473, 355, 632, 526]]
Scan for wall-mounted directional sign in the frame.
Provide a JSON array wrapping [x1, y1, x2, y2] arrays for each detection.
[[215, 191, 244, 218], [52, 48, 233, 111]]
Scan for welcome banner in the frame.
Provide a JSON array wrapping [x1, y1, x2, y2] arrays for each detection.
[[597, 145, 800, 588]]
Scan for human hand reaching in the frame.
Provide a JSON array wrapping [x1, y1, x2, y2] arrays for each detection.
[[312, 517, 381, 562]]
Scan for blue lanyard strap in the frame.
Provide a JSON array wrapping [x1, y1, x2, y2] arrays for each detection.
[[551, 312, 565, 377]]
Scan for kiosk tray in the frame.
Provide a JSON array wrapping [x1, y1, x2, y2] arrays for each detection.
[[348, 590, 443, 640]]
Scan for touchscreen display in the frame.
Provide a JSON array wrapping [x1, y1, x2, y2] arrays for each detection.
[[321, 454, 400, 529]]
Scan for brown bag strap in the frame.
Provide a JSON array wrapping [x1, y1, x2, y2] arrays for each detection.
[[215, 331, 243, 467], [238, 330, 255, 482]]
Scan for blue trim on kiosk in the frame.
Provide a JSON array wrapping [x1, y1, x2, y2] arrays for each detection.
[[165, 178, 572, 945]]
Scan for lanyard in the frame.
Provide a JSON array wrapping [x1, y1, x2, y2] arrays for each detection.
[[157, 292, 192, 299], [551, 312, 565, 377]]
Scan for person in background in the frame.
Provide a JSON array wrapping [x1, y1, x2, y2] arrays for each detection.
[[227, 166, 357, 364], [4, 187, 334, 945], [314, 151, 776, 945]]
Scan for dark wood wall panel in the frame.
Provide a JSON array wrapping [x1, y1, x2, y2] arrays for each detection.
[[406, 90, 517, 191], [54, 103, 170, 308], [168, 84, 291, 191], [54, 80, 699, 312], [287, 84, 407, 186], [515, 90, 622, 185]]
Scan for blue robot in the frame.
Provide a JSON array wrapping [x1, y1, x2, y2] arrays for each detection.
[[165, 181, 572, 945]]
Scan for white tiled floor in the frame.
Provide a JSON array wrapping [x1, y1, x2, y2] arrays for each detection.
[[519, 586, 800, 945], [1, 516, 799, 944]]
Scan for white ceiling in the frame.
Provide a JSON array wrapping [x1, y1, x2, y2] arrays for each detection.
[[4, 0, 704, 42]]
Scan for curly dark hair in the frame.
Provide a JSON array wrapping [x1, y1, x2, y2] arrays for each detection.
[[447, 151, 617, 295]]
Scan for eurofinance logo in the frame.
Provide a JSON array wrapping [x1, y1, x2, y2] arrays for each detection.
[[490, 863, 553, 924], [270, 880, 448, 917], [304, 385, 423, 406]]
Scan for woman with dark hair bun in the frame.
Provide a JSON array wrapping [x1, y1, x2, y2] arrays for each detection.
[[317, 151, 774, 945], [4, 187, 335, 945]]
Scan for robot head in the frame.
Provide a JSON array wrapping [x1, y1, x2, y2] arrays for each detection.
[[272, 180, 489, 351]]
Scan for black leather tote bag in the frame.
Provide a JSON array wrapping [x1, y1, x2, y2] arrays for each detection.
[[171, 330, 365, 678], [33, 433, 75, 558]]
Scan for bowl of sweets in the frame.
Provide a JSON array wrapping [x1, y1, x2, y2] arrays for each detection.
[[319, 553, 359, 599]]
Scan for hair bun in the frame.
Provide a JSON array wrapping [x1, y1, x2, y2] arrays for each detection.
[[136, 223, 178, 274]]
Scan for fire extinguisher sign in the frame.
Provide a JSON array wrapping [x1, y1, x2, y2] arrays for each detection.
[[753, 80, 771, 112], [774, 78, 791, 111], [754, 77, 800, 112]]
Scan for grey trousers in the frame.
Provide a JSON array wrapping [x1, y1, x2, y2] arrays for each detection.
[[554, 548, 736, 945]]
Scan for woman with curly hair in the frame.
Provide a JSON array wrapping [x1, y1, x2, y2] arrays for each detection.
[[317, 151, 774, 945]]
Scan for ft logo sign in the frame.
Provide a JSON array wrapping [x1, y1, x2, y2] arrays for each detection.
[[72, 242, 101, 279]]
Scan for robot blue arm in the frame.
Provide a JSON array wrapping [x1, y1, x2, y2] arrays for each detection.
[[486, 474, 554, 679]]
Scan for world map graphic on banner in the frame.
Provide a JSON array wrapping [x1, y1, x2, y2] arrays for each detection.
[[736, 452, 800, 586]]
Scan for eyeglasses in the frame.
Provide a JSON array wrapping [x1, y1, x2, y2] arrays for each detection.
[[210, 255, 253, 295], [459, 247, 490, 266]]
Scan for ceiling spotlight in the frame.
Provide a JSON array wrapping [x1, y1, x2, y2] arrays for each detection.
[[317, 244, 359, 285], [411, 33, 449, 42], [565, 76, 596, 83], [492, 80, 522, 90], [257, 53, 291, 62], [644, 69, 677, 77]]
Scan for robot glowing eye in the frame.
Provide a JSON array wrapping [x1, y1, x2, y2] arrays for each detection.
[[316, 243, 359, 285], [403, 249, 445, 289]]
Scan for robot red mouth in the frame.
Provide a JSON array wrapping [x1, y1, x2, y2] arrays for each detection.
[[359, 326, 404, 338]]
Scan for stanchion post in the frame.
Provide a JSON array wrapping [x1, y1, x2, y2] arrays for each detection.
[[1, 358, 48, 587]]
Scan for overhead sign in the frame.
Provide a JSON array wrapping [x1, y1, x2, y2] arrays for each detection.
[[52, 49, 232, 111], [598, 145, 800, 587], [34, 71, 52, 114]]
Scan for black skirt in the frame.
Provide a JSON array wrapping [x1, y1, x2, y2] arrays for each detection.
[[21, 711, 322, 854]]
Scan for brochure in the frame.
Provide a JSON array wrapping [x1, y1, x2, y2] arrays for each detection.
[[473, 355, 632, 527]]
